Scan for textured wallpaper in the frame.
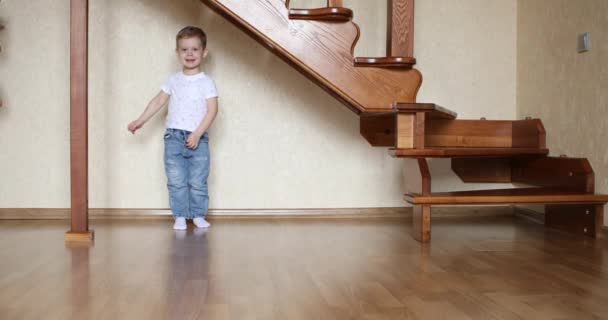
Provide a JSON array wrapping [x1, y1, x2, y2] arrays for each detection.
[[0, 0, 517, 209], [517, 0, 608, 224]]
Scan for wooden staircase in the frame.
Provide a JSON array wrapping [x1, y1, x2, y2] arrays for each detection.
[[200, 0, 608, 243], [200, 0, 420, 113]]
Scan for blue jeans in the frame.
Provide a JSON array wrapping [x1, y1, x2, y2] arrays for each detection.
[[163, 128, 210, 219]]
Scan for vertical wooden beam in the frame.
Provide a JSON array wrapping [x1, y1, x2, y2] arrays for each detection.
[[387, 0, 414, 57], [396, 113, 414, 148], [327, 0, 343, 7], [1, 24, 4, 106], [66, 0, 93, 243], [404, 158, 432, 243], [413, 112, 425, 148], [413, 205, 431, 243]]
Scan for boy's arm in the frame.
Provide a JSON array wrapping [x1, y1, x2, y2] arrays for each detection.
[[186, 97, 219, 149], [128, 91, 170, 134]]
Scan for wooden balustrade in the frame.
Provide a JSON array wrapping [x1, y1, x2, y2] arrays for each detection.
[[202, 0, 422, 112], [286, 0, 417, 67], [387, 0, 414, 57], [355, 0, 416, 68]]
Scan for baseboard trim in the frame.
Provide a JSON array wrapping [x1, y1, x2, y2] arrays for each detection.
[[0, 208, 70, 220], [0, 206, 516, 220], [0, 207, 411, 220]]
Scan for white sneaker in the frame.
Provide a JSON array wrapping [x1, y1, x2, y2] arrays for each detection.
[[193, 217, 210, 228], [173, 217, 187, 230]]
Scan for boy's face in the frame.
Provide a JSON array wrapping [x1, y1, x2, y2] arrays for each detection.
[[176, 37, 208, 71]]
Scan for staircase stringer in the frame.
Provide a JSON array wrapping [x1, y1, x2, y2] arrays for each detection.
[[200, 0, 422, 113]]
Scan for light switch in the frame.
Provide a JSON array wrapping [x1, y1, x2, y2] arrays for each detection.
[[578, 32, 590, 53]]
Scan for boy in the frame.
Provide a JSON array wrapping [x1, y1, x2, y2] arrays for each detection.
[[128, 26, 218, 230]]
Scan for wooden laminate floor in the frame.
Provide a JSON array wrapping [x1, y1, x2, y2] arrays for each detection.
[[1, 214, 607, 320]]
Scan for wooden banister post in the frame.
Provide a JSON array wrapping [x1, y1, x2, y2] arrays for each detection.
[[327, 0, 343, 7], [0, 23, 4, 53], [66, 0, 93, 243], [387, 0, 414, 57]]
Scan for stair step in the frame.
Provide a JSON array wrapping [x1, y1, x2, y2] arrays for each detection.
[[390, 147, 549, 158], [393, 102, 457, 119], [359, 103, 457, 119], [405, 188, 608, 205], [360, 103, 460, 147], [288, 7, 353, 22], [354, 57, 416, 69]]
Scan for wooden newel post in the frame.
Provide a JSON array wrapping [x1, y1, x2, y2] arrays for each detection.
[[66, 0, 93, 243], [387, 0, 415, 57]]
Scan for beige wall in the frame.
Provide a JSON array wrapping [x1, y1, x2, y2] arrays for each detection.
[[0, 0, 517, 209], [517, 0, 608, 224]]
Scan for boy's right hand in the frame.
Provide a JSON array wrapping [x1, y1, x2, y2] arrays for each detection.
[[128, 120, 143, 134]]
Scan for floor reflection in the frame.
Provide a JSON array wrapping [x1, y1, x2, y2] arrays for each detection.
[[66, 242, 92, 320], [166, 227, 211, 319]]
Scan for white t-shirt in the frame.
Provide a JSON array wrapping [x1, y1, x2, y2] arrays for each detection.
[[161, 72, 218, 132]]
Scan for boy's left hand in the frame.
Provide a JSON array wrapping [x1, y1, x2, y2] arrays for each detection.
[[186, 133, 201, 149]]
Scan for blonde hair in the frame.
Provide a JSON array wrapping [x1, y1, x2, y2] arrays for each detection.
[[176, 26, 207, 49]]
